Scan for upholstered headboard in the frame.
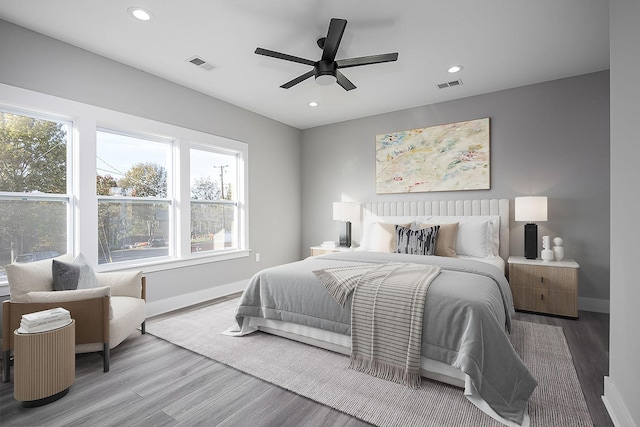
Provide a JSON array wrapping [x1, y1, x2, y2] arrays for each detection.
[[362, 199, 510, 263]]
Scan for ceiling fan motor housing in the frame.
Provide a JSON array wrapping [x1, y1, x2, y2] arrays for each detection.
[[315, 61, 337, 85]]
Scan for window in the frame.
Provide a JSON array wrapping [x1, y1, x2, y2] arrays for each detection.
[[96, 129, 172, 265], [190, 146, 240, 253], [0, 109, 71, 281], [1, 85, 249, 287]]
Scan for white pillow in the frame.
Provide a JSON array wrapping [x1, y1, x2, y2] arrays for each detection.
[[423, 215, 500, 258], [455, 221, 491, 257], [359, 216, 416, 251], [6, 253, 74, 302], [96, 270, 143, 298]]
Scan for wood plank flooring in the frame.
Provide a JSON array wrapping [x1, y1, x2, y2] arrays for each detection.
[[0, 303, 612, 427]]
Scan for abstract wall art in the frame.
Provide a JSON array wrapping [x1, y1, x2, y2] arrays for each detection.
[[375, 118, 490, 194]]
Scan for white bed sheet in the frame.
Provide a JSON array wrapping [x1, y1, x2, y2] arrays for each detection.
[[349, 251, 506, 274], [462, 254, 505, 273]]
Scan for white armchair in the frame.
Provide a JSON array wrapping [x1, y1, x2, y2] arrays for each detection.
[[2, 254, 146, 382]]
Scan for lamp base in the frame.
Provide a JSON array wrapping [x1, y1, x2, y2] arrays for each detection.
[[524, 223, 538, 259], [339, 221, 352, 248]]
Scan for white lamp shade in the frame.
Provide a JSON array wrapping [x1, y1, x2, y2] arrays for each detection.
[[333, 202, 360, 221], [515, 196, 548, 222]]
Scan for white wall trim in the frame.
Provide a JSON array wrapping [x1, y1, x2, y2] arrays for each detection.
[[146, 280, 246, 317], [578, 296, 610, 313], [603, 376, 637, 427]]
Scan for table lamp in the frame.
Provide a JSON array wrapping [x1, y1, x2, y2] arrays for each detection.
[[515, 196, 547, 259], [333, 202, 359, 247]]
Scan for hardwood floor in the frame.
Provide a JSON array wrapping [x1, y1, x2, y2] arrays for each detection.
[[0, 304, 612, 427]]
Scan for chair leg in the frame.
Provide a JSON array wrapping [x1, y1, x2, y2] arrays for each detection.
[[141, 321, 146, 335], [103, 344, 110, 372], [2, 350, 10, 382]]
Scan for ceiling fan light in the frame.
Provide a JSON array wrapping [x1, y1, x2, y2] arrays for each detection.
[[315, 74, 337, 86]]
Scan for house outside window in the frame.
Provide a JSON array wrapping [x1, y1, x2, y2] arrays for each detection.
[[0, 109, 71, 280], [96, 129, 173, 265], [190, 146, 240, 253]]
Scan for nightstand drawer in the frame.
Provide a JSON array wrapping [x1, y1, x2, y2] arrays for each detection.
[[511, 286, 577, 317], [310, 246, 353, 256], [310, 247, 337, 256], [509, 264, 577, 292]]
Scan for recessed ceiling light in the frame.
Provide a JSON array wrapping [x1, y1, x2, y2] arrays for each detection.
[[308, 101, 319, 107], [448, 65, 464, 73], [128, 7, 154, 21]]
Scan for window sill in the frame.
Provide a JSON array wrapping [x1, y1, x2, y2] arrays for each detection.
[[0, 250, 251, 295], [97, 249, 251, 274]]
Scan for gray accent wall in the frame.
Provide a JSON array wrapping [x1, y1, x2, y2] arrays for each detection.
[[0, 19, 302, 310], [301, 71, 610, 309]]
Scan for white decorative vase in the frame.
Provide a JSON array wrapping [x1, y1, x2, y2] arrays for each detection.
[[553, 246, 564, 261], [541, 249, 554, 261], [553, 237, 564, 261]]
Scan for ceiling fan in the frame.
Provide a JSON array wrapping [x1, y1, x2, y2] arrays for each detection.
[[255, 18, 398, 91]]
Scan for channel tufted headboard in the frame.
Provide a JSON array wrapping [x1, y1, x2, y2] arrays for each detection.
[[362, 199, 510, 263]]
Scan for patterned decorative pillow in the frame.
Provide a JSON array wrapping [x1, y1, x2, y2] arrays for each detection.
[[420, 222, 458, 257], [395, 225, 440, 255], [51, 253, 98, 291], [52, 260, 81, 291]]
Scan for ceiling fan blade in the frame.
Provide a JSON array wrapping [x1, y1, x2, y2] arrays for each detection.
[[280, 70, 315, 89], [336, 52, 399, 69], [336, 71, 356, 91], [255, 47, 315, 67], [321, 18, 347, 62]]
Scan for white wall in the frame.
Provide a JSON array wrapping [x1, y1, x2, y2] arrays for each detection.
[[0, 19, 302, 314], [605, 1, 640, 426], [301, 71, 610, 312]]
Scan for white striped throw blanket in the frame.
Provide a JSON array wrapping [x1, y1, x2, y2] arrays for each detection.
[[314, 262, 441, 388]]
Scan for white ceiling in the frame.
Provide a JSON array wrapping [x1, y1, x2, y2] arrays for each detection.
[[0, 1, 609, 130]]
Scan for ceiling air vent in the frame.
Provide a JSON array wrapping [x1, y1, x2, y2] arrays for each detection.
[[187, 56, 217, 71], [436, 79, 463, 89]]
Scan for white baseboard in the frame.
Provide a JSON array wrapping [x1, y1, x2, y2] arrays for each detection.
[[578, 296, 610, 313], [603, 376, 637, 427], [146, 280, 247, 318]]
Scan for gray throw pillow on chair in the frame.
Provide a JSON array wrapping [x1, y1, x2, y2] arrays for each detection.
[[52, 260, 80, 291]]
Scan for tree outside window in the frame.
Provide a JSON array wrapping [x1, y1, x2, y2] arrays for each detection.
[[96, 130, 171, 264], [0, 110, 70, 276], [190, 147, 238, 253]]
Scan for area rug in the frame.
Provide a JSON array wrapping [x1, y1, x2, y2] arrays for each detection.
[[146, 299, 593, 427]]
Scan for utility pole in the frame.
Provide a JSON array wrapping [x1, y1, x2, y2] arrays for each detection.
[[212, 165, 229, 248], [212, 165, 229, 199]]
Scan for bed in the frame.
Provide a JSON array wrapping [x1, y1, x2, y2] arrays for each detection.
[[227, 199, 536, 426]]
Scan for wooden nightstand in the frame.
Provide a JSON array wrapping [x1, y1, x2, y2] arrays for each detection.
[[310, 246, 353, 256], [508, 256, 579, 318]]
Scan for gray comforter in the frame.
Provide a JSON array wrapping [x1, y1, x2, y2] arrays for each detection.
[[234, 251, 536, 424]]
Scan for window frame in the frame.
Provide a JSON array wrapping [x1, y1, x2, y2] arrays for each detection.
[[0, 84, 249, 290], [0, 106, 75, 267], [96, 127, 176, 267], [189, 143, 245, 257]]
